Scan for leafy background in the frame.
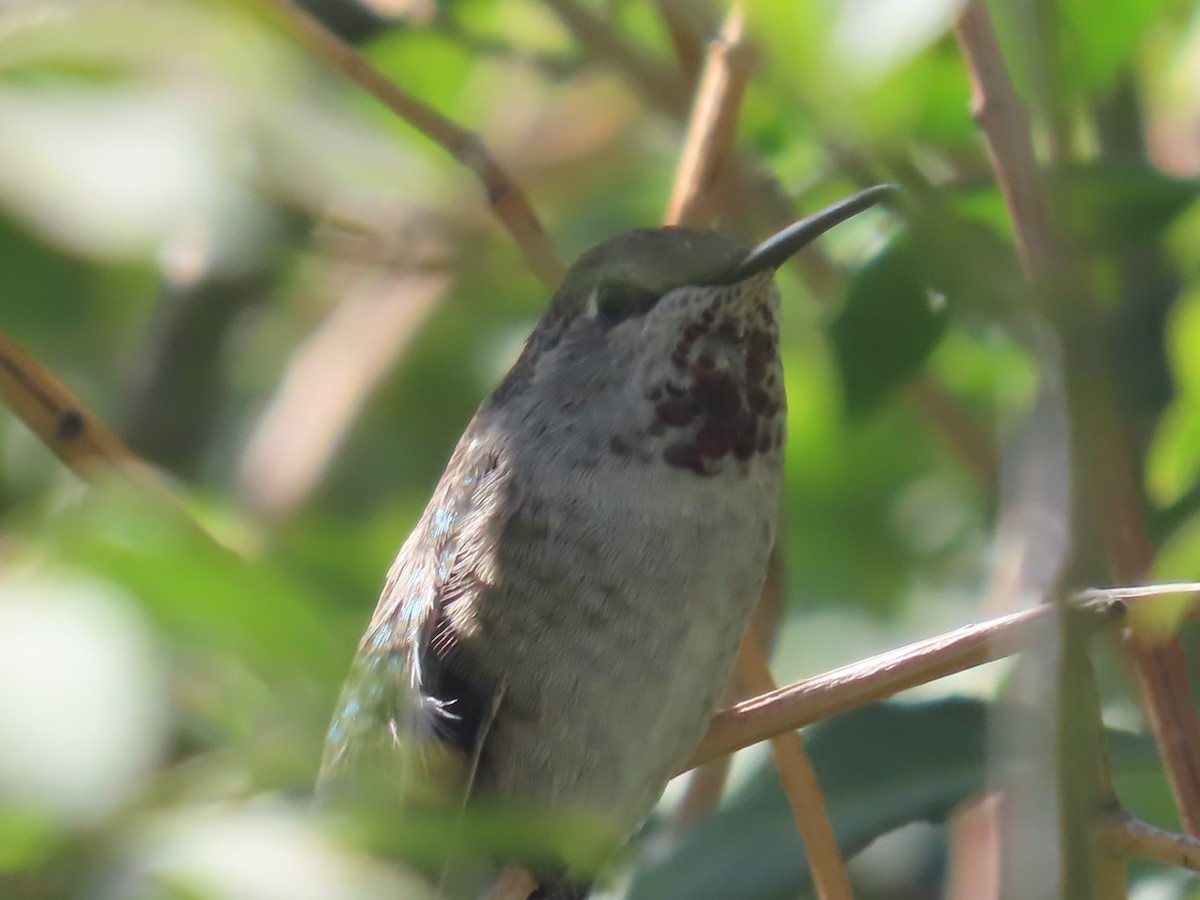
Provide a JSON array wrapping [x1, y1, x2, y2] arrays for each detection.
[[2, 0, 1200, 897]]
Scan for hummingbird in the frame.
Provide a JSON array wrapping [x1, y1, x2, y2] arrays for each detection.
[[319, 186, 893, 898]]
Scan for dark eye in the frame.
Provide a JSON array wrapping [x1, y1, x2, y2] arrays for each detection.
[[593, 282, 661, 323]]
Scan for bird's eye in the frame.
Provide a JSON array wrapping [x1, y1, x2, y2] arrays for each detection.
[[590, 282, 661, 324]]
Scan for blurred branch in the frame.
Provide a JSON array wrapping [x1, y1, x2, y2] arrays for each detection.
[[946, 795, 1002, 900], [660, 6, 821, 846], [123, 274, 265, 478], [735, 632, 853, 900], [481, 868, 539, 900], [954, 2, 1054, 283], [685, 583, 1200, 771], [1059, 601, 1124, 898], [255, 0, 565, 288], [954, 5, 1152, 895], [654, 0, 711, 85], [123, 211, 301, 478], [0, 328, 181, 511], [674, 726, 733, 826], [664, 3, 755, 228], [541, 0, 692, 116], [238, 221, 453, 520], [956, 0, 1200, 839], [1098, 811, 1200, 874]]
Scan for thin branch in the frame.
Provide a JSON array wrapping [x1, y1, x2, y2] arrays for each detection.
[[1124, 630, 1200, 834], [954, 2, 1055, 283], [736, 633, 854, 900], [662, 0, 770, 830], [956, 0, 1200, 837], [946, 795, 1002, 900], [254, 0, 564, 288], [0, 328, 184, 514], [481, 868, 539, 900], [689, 603, 1050, 770], [1087, 394, 1200, 835], [664, 3, 756, 227], [685, 584, 1199, 771], [1098, 810, 1200, 874]]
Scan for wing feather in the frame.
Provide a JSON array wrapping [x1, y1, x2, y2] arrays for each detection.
[[318, 428, 508, 809]]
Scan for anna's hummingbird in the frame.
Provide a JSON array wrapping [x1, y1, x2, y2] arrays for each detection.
[[320, 187, 892, 898]]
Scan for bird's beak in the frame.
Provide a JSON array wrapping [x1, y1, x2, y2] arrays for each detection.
[[725, 184, 897, 283]]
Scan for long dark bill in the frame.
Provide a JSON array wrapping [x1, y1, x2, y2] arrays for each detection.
[[726, 184, 897, 283]]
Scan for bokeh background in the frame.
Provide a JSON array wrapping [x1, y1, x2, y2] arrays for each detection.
[[4, 0, 1200, 897]]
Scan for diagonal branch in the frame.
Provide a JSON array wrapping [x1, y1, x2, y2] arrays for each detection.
[[955, 4, 1055, 283], [686, 584, 1200, 771], [664, 3, 756, 227], [254, 0, 564, 288], [1098, 810, 1200, 873], [0, 328, 183, 514]]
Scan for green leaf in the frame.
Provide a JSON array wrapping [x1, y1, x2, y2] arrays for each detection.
[[830, 230, 942, 415], [48, 487, 346, 689], [1057, 0, 1178, 95], [1148, 289, 1200, 506], [0, 806, 61, 872], [1045, 162, 1200, 251], [626, 699, 986, 900], [626, 698, 1160, 900], [830, 215, 1018, 414]]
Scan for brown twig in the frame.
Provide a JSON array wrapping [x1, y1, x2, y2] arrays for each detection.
[[0, 328, 183, 512], [945, 795, 1002, 900], [955, 1, 1190, 897], [735, 633, 854, 900], [657, 11, 847, 876], [1087, 394, 1200, 834], [664, 3, 756, 227], [956, 0, 1200, 838], [481, 868, 539, 900], [254, 0, 564, 289], [954, 3, 1054, 283], [690, 602, 1049, 770], [1100, 404, 1200, 834], [662, 0, 769, 828], [1098, 810, 1200, 873], [686, 583, 1200, 771]]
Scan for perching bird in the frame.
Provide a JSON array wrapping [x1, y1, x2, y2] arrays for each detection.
[[320, 187, 892, 898]]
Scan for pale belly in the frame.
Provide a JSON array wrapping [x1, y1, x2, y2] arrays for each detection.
[[463, 462, 780, 834]]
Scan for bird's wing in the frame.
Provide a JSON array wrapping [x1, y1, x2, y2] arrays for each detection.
[[318, 427, 509, 808]]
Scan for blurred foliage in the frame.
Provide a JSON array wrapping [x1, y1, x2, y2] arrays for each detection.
[[3, 0, 1200, 898]]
